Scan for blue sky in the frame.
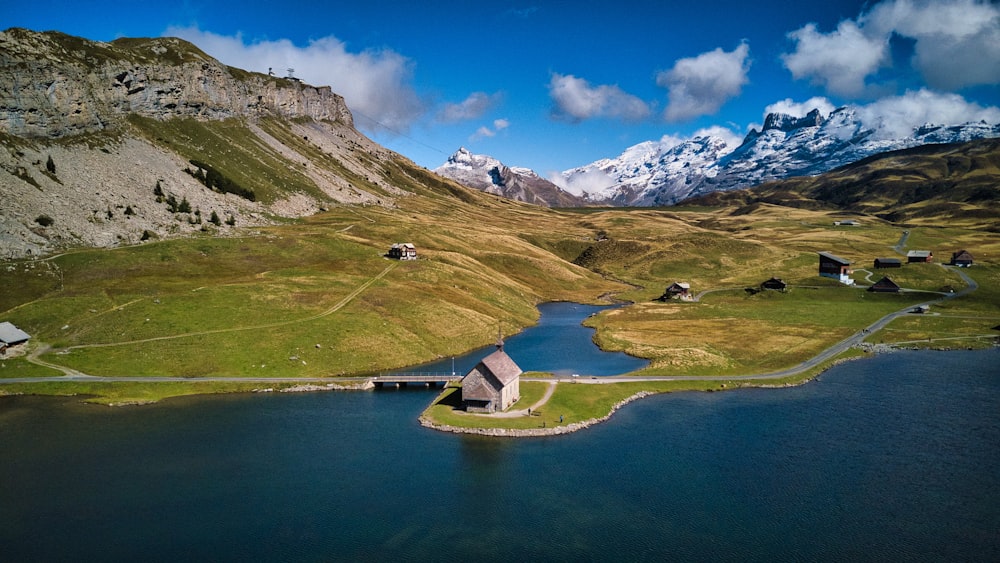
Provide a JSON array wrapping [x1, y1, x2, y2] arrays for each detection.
[[6, 0, 1000, 175]]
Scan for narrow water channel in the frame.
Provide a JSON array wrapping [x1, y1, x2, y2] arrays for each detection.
[[392, 301, 648, 376]]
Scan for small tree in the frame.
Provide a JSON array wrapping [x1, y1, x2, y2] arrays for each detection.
[[209, 211, 221, 226], [178, 197, 192, 214], [35, 214, 54, 227], [46, 155, 56, 174], [153, 181, 164, 201], [166, 194, 178, 213], [225, 214, 236, 226]]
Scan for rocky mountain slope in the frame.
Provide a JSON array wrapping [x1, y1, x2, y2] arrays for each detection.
[[0, 29, 431, 259], [555, 106, 1000, 206], [434, 148, 588, 207], [684, 136, 1000, 228]]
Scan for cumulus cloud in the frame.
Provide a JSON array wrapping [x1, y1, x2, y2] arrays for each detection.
[[164, 26, 426, 133], [863, 0, 1000, 90], [764, 97, 837, 119], [470, 118, 511, 141], [856, 88, 1000, 138], [782, 0, 1000, 96], [438, 92, 503, 123], [548, 73, 652, 122], [781, 22, 887, 97], [657, 43, 752, 122]]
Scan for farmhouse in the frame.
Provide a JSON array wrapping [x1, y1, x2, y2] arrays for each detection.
[[950, 250, 974, 267], [760, 277, 787, 291], [659, 282, 691, 301], [461, 337, 522, 413], [818, 252, 853, 285], [906, 250, 933, 263], [868, 276, 901, 293], [874, 258, 902, 269], [0, 322, 31, 355], [387, 243, 417, 260]]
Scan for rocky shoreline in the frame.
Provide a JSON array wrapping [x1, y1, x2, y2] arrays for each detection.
[[419, 391, 654, 438]]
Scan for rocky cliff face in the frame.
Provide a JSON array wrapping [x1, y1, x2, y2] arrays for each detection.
[[0, 29, 417, 260], [0, 28, 353, 138]]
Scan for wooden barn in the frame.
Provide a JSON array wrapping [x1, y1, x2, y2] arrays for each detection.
[[818, 252, 853, 284], [874, 258, 902, 269], [461, 338, 522, 413], [868, 276, 901, 293], [950, 250, 974, 267], [906, 250, 933, 263], [0, 322, 31, 355], [760, 277, 787, 291], [387, 243, 417, 260]]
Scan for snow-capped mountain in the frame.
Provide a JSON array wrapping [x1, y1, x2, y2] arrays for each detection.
[[556, 106, 1000, 206], [434, 147, 589, 207]]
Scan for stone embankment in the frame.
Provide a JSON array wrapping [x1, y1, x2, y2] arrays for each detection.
[[419, 391, 654, 438]]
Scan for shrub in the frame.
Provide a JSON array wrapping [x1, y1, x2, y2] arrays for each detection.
[[209, 211, 221, 226], [46, 155, 55, 174], [178, 197, 192, 213], [35, 214, 54, 227]]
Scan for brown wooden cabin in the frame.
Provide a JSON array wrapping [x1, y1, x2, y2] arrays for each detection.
[[760, 277, 787, 291], [388, 242, 417, 260], [950, 250, 974, 267], [868, 276, 901, 293], [818, 252, 853, 284], [659, 282, 691, 301], [906, 250, 933, 263], [874, 258, 902, 269]]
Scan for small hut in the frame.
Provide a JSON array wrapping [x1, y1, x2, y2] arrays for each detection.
[[760, 277, 787, 291], [0, 322, 30, 355], [868, 276, 901, 293], [659, 282, 691, 301], [874, 258, 902, 269], [387, 243, 417, 260], [906, 250, 933, 263], [950, 250, 974, 267]]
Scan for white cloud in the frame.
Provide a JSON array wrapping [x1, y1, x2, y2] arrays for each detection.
[[856, 88, 1000, 138], [163, 26, 426, 133], [781, 21, 887, 97], [438, 92, 502, 123], [764, 97, 837, 119], [657, 43, 752, 122], [691, 125, 744, 151], [548, 167, 616, 197], [469, 118, 511, 141], [781, 0, 1000, 96], [548, 73, 651, 122], [863, 0, 1000, 90]]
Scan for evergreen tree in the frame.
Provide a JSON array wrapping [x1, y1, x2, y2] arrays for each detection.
[[46, 155, 55, 174], [209, 211, 221, 226]]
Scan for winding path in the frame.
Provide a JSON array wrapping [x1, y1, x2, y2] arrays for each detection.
[[1, 265, 982, 390]]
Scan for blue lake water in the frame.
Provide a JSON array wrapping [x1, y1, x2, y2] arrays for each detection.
[[1, 348, 998, 561], [393, 301, 648, 376]]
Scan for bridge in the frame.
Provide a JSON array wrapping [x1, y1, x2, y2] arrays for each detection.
[[372, 372, 463, 388]]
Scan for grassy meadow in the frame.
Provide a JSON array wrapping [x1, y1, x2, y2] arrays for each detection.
[[2, 171, 998, 407]]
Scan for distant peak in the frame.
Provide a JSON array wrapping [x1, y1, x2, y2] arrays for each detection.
[[762, 108, 825, 133]]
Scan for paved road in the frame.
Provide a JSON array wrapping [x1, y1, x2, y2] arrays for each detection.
[[1, 267, 981, 387]]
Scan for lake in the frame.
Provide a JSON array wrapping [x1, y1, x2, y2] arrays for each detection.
[[1, 348, 998, 561], [391, 301, 649, 376]]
